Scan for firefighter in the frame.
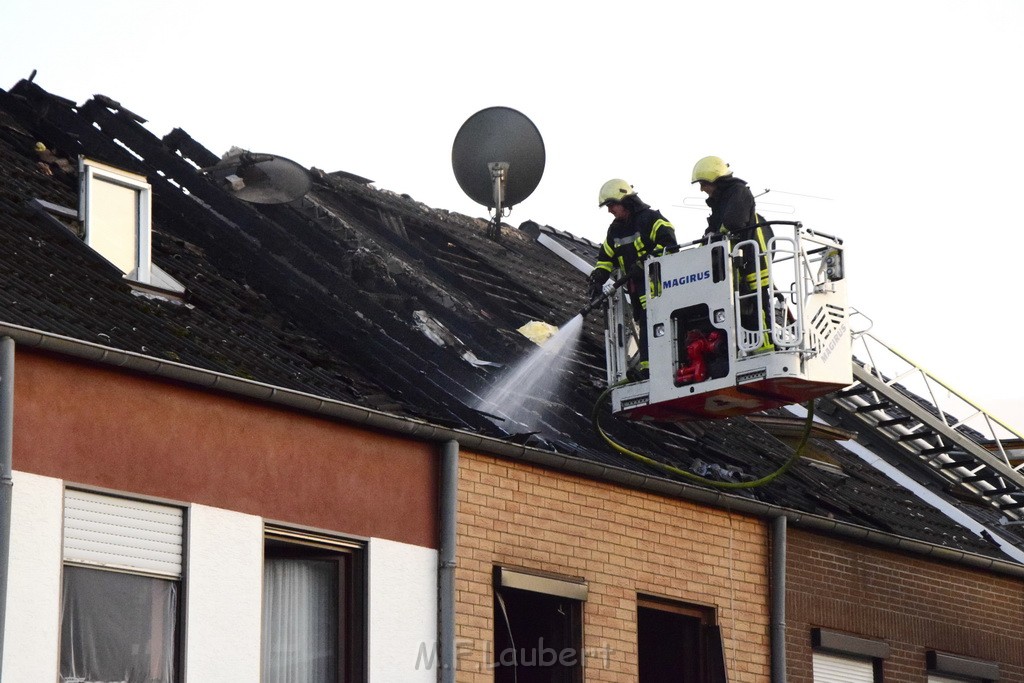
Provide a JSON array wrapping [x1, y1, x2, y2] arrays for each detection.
[[691, 156, 775, 352], [588, 179, 676, 380]]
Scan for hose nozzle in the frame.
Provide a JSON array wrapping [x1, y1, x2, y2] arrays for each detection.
[[579, 273, 631, 317], [579, 295, 604, 318]]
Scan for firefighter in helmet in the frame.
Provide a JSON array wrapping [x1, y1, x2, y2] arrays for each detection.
[[692, 156, 775, 352], [587, 179, 677, 380]]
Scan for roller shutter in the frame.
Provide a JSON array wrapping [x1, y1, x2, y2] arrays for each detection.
[[813, 651, 875, 682], [63, 489, 183, 577]]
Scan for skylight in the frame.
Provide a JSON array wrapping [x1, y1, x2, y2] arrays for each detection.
[[78, 157, 152, 284]]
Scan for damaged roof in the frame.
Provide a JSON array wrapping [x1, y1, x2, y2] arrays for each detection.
[[2, 78, 1023, 565]]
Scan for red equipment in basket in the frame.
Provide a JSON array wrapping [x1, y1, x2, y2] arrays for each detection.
[[676, 330, 722, 385]]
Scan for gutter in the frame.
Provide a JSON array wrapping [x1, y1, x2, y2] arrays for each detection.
[[5, 321, 1024, 579]]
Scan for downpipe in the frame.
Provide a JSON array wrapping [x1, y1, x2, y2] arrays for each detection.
[[771, 515, 787, 683], [438, 440, 458, 683], [0, 337, 14, 680]]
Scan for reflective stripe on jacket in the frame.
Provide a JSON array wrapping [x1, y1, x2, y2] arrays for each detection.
[[734, 216, 773, 290], [594, 208, 676, 275]]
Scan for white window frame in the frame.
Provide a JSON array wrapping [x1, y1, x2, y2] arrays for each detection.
[[78, 156, 152, 284]]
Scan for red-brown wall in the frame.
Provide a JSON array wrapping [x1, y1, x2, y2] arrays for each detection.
[[13, 349, 438, 548], [786, 527, 1024, 682]]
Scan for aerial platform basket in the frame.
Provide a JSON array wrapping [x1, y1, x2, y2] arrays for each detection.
[[606, 222, 851, 421]]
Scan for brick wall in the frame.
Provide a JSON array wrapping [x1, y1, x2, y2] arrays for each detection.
[[786, 528, 1024, 682], [455, 451, 771, 682]]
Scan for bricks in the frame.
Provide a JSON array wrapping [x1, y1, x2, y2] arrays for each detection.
[[454, 454, 1024, 681], [455, 451, 771, 682], [786, 529, 1024, 683]]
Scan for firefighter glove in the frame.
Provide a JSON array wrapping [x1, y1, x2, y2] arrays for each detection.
[[703, 227, 727, 244], [587, 269, 610, 300]]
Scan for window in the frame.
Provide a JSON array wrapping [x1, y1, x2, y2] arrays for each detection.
[[29, 194, 185, 300], [813, 652, 876, 683], [59, 489, 183, 683], [637, 597, 727, 683], [78, 156, 152, 283], [493, 566, 587, 683], [262, 527, 366, 683], [811, 628, 889, 683]]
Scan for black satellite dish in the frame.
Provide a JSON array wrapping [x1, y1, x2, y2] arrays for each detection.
[[452, 107, 545, 239], [202, 149, 312, 204]]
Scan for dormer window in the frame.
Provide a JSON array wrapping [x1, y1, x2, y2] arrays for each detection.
[[78, 156, 152, 284]]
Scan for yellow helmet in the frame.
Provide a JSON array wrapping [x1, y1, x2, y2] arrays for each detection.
[[598, 178, 635, 207], [691, 156, 732, 184]]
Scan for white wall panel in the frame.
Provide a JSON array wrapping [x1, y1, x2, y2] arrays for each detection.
[[368, 538, 437, 683], [3, 471, 63, 681], [184, 503, 263, 683]]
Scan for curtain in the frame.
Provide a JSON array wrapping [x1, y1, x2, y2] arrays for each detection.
[[60, 565, 177, 683], [262, 558, 339, 682]]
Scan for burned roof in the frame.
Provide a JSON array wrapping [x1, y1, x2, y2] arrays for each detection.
[[2, 78, 1022, 565]]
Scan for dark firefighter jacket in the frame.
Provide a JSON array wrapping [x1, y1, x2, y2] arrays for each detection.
[[593, 204, 676, 287], [704, 176, 773, 291]]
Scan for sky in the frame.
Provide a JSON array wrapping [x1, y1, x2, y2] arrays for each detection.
[[4, 0, 1024, 432]]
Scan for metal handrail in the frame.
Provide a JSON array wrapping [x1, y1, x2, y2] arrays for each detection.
[[850, 331, 1024, 463]]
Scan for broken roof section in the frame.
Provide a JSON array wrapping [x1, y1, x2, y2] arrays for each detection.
[[2, 78, 1023, 565]]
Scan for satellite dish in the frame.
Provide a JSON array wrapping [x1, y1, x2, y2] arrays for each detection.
[[202, 148, 312, 204], [452, 107, 545, 239]]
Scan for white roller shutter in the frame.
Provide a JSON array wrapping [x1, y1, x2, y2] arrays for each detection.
[[63, 489, 183, 577], [813, 651, 875, 683]]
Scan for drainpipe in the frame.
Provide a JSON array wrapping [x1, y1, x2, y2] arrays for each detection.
[[771, 514, 787, 683], [0, 336, 15, 679], [438, 440, 459, 683]]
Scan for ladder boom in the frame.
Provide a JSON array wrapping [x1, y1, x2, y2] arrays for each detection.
[[827, 332, 1024, 517]]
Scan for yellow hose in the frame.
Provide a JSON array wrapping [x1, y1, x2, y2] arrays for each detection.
[[592, 381, 815, 489]]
